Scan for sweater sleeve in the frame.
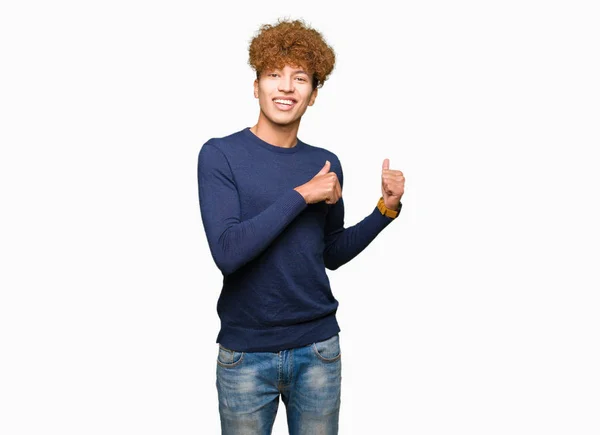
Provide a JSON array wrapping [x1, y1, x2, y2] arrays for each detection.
[[323, 160, 400, 270], [197, 141, 308, 276]]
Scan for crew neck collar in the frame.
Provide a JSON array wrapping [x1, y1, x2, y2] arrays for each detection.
[[242, 127, 305, 154]]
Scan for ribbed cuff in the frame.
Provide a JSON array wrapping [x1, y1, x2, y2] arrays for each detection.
[[281, 188, 308, 215], [371, 202, 399, 228]]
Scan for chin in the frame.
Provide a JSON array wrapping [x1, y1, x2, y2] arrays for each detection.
[[268, 114, 298, 126], [272, 120, 296, 128]]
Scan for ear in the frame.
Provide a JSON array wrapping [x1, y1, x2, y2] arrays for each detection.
[[253, 79, 259, 98], [308, 86, 318, 106]]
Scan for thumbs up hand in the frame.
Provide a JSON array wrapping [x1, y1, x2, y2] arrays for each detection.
[[381, 158, 405, 210], [294, 160, 342, 205]]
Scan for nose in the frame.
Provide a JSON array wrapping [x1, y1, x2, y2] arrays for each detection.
[[277, 74, 295, 93]]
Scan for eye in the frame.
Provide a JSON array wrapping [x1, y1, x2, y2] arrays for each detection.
[[296, 77, 306, 82], [269, 73, 279, 77]]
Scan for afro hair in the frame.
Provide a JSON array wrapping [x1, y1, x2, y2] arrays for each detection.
[[248, 18, 336, 89]]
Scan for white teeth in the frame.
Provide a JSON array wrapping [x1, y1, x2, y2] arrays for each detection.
[[274, 99, 294, 105]]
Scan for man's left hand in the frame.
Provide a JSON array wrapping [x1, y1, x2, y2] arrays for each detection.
[[381, 158, 405, 211]]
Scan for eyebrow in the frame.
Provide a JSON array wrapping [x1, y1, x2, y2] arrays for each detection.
[[269, 68, 309, 75]]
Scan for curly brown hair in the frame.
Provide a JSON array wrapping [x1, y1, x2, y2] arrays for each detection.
[[248, 18, 336, 90]]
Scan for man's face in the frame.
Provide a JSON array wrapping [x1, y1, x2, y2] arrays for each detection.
[[253, 64, 318, 127]]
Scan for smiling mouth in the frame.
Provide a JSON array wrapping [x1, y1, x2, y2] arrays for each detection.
[[273, 99, 297, 111]]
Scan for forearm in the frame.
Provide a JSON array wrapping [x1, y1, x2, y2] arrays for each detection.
[[324, 204, 399, 270], [201, 188, 307, 275]]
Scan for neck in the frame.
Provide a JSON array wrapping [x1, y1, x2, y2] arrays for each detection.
[[250, 114, 301, 148]]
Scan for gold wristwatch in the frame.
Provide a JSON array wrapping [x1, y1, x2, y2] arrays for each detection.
[[377, 196, 400, 219]]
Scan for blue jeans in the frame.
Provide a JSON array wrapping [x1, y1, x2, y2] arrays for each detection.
[[216, 333, 342, 434]]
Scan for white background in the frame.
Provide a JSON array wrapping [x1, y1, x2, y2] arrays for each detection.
[[1, 1, 599, 434]]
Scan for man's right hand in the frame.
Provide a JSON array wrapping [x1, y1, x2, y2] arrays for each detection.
[[294, 160, 342, 205]]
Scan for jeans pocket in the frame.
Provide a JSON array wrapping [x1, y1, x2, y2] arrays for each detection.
[[312, 334, 341, 362], [217, 344, 245, 368]]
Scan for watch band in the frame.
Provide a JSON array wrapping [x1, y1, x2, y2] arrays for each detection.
[[377, 196, 400, 218]]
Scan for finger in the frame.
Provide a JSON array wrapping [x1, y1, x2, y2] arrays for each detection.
[[382, 169, 403, 176], [317, 160, 331, 175], [382, 158, 390, 171]]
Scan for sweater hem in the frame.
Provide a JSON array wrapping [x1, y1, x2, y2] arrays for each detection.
[[216, 312, 341, 352]]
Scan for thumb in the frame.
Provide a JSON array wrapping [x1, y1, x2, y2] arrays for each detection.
[[382, 158, 390, 171], [317, 160, 331, 175]]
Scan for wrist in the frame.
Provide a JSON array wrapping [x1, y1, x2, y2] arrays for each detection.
[[294, 186, 309, 204], [377, 196, 400, 218]]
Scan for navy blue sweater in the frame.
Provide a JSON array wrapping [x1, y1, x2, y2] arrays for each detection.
[[197, 127, 400, 352]]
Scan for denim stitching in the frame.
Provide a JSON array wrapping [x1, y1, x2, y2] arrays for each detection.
[[312, 342, 341, 362], [217, 347, 245, 367]]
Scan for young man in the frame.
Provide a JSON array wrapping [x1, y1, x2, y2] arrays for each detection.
[[197, 18, 405, 434]]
